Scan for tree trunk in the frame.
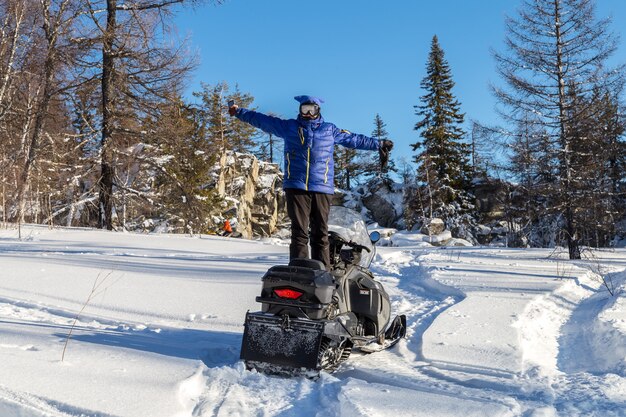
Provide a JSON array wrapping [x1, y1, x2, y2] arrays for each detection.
[[553, 0, 580, 259], [15, 1, 58, 226], [269, 133, 274, 164], [0, 1, 25, 122], [99, 0, 117, 230]]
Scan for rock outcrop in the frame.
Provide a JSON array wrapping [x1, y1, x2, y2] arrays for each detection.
[[337, 179, 404, 229], [216, 152, 285, 238], [473, 178, 509, 222], [361, 181, 402, 228]]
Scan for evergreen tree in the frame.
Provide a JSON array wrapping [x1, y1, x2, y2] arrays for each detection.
[[194, 82, 257, 154], [368, 113, 396, 179], [335, 114, 394, 190], [152, 97, 221, 234], [411, 35, 471, 217]]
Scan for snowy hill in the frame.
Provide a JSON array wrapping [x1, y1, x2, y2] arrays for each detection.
[[0, 225, 625, 417]]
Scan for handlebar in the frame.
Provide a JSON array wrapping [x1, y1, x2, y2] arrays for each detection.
[[330, 232, 371, 253], [349, 241, 371, 253]]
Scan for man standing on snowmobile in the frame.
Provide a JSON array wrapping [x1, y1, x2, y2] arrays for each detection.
[[229, 95, 393, 268]]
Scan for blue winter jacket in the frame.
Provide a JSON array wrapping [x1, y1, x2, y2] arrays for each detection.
[[235, 108, 381, 194]]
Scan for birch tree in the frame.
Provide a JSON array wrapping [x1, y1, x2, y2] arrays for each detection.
[[0, 0, 30, 224], [11, 0, 81, 229]]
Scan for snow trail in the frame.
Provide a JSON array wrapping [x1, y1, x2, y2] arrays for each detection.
[[1, 225, 625, 416], [190, 246, 522, 416], [558, 268, 626, 375]]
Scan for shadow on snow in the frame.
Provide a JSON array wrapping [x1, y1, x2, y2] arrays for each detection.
[[49, 325, 243, 368]]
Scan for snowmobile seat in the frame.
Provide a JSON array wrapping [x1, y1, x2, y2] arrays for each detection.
[[288, 258, 326, 271], [257, 260, 335, 319]]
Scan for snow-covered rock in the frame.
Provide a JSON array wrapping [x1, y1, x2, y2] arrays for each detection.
[[361, 180, 403, 228], [338, 178, 404, 229], [215, 151, 285, 238], [421, 218, 446, 236], [390, 230, 454, 247], [446, 237, 473, 246]]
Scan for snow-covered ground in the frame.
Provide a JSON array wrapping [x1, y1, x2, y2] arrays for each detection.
[[1, 225, 624, 417]]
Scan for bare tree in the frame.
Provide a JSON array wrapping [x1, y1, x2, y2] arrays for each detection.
[[11, 0, 82, 233], [0, 0, 27, 122], [0, 0, 32, 225], [493, 0, 625, 259], [77, 0, 216, 230]]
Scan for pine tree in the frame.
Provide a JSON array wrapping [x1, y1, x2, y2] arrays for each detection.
[[369, 113, 396, 179], [151, 97, 221, 234], [334, 115, 393, 190], [411, 35, 471, 216], [194, 82, 257, 154]]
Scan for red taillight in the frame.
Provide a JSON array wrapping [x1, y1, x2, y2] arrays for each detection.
[[274, 288, 303, 300]]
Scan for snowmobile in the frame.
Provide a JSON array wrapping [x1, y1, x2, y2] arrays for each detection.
[[240, 206, 406, 375]]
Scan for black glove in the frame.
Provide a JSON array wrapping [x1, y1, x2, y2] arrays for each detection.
[[379, 140, 394, 170], [228, 104, 239, 117]]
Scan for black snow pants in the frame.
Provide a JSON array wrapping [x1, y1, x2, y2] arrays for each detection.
[[285, 188, 332, 268]]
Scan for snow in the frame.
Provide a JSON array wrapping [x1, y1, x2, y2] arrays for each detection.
[[256, 174, 277, 190], [1, 225, 625, 417], [367, 223, 397, 238], [390, 230, 453, 246]]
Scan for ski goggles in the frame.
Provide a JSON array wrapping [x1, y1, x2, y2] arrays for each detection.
[[300, 103, 320, 116]]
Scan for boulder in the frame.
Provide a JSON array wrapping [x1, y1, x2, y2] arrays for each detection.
[[361, 182, 400, 228], [421, 218, 445, 236]]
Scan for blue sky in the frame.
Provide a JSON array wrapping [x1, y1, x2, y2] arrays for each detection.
[[175, 0, 626, 166]]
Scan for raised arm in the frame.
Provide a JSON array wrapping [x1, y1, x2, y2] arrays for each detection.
[[332, 125, 380, 151], [333, 125, 394, 169], [234, 108, 290, 139]]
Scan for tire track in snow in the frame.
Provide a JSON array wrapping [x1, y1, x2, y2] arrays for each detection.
[[371, 249, 465, 363], [189, 248, 463, 417], [0, 385, 118, 417], [336, 250, 520, 415], [550, 267, 626, 416], [412, 248, 626, 416], [557, 267, 626, 375], [189, 247, 518, 416], [190, 363, 342, 417]]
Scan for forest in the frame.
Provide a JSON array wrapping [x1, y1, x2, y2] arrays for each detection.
[[0, 0, 624, 260]]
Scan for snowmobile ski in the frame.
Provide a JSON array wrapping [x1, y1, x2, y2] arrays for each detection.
[[359, 315, 406, 353]]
